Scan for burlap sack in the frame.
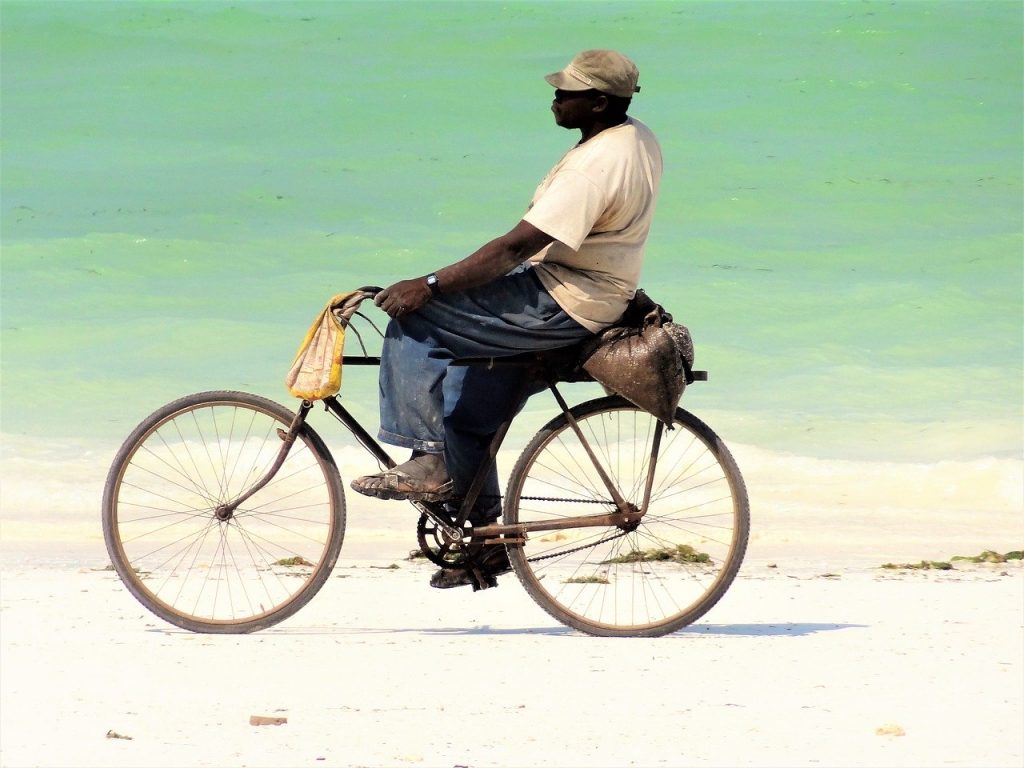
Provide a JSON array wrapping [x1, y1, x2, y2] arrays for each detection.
[[580, 290, 694, 425]]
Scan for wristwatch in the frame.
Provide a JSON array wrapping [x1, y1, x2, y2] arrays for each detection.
[[425, 273, 441, 296]]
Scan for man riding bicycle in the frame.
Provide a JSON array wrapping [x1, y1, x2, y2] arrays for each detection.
[[351, 49, 663, 589]]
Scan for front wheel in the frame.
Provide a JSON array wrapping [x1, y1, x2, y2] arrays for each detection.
[[504, 397, 749, 637], [102, 391, 346, 633]]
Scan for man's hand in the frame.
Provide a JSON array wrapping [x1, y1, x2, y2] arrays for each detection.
[[375, 220, 554, 319], [375, 277, 431, 318]]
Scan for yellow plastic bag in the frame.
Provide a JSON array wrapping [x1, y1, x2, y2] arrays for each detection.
[[285, 290, 370, 400]]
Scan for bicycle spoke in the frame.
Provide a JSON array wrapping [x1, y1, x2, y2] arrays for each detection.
[[104, 393, 344, 631], [506, 398, 748, 637]]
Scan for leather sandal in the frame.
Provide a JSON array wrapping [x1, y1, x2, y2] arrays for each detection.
[[350, 469, 454, 502]]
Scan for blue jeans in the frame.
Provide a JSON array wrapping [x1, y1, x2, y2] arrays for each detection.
[[378, 268, 591, 521]]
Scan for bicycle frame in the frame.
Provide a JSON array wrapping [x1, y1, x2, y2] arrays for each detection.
[[336, 354, 661, 546], [224, 352, 663, 549]]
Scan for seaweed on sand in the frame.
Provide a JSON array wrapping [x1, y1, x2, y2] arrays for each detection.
[[604, 544, 711, 565]]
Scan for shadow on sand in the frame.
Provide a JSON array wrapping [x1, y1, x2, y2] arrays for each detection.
[[152, 622, 866, 638]]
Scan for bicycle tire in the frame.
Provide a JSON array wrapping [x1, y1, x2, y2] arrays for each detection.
[[504, 396, 749, 637], [102, 391, 345, 633]]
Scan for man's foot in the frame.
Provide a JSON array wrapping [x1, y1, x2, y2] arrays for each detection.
[[430, 546, 512, 590], [351, 453, 453, 502]]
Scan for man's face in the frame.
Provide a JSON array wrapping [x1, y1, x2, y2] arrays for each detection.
[[550, 88, 603, 129]]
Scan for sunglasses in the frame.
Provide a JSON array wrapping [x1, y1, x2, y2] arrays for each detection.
[[552, 89, 603, 102]]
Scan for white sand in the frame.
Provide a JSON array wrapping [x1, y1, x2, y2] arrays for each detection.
[[1, 546, 1022, 768], [2, 436, 1022, 767]]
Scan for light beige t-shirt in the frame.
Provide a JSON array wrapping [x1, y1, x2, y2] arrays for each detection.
[[524, 117, 663, 332]]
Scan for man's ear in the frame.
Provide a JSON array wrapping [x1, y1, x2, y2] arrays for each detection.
[[591, 94, 609, 114]]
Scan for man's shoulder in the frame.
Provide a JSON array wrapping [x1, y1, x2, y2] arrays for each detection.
[[590, 118, 658, 151], [565, 118, 660, 171], [618, 117, 660, 151]]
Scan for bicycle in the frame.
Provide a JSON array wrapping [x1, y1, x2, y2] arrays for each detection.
[[102, 290, 749, 638]]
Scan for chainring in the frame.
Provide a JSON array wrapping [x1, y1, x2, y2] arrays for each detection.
[[415, 511, 474, 568]]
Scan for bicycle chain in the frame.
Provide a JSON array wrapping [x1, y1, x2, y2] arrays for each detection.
[[523, 529, 629, 563], [515, 495, 630, 563], [489, 494, 613, 505]]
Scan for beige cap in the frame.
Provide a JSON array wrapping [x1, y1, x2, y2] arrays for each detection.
[[544, 49, 640, 98]]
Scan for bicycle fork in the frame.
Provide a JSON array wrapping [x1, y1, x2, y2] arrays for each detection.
[[213, 399, 315, 521]]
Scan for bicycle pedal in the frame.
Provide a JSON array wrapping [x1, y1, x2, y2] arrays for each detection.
[[469, 566, 499, 592]]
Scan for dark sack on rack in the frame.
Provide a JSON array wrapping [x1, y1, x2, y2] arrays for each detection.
[[580, 289, 694, 425]]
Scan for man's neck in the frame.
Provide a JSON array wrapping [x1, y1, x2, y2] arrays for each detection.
[[577, 115, 629, 145]]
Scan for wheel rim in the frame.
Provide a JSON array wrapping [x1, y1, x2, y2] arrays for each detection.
[[507, 403, 747, 634], [108, 400, 339, 627]]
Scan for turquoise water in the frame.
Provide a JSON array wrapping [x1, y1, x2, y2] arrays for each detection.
[[1, 0, 1021, 463]]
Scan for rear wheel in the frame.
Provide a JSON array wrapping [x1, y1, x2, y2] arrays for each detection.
[[102, 391, 345, 633], [504, 396, 748, 637]]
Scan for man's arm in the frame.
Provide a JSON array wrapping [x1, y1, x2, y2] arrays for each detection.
[[374, 219, 554, 317]]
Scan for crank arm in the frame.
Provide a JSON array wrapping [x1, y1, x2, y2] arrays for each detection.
[[410, 500, 464, 542]]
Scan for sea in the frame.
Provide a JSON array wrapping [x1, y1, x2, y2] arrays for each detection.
[[1, 1, 1021, 558]]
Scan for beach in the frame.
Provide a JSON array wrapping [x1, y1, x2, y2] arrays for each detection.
[[1, 546, 1022, 768], [2, 437, 1022, 767]]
